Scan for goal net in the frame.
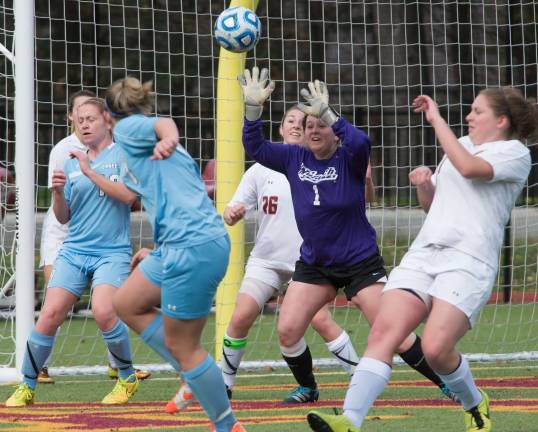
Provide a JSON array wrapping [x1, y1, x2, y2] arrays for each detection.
[[1, 0, 537, 379]]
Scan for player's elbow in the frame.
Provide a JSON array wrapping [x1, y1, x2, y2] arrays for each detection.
[[458, 166, 476, 179], [56, 211, 70, 224]]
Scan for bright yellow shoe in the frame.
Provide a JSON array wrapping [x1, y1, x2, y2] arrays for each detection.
[[107, 364, 119, 379], [307, 410, 360, 432], [464, 389, 491, 431], [101, 375, 139, 405], [5, 383, 35, 407]]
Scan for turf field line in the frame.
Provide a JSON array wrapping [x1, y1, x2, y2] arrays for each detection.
[[3, 362, 535, 386]]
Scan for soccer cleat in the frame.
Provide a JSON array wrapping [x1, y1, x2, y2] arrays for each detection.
[[209, 421, 246, 432], [108, 364, 151, 381], [37, 367, 55, 384], [101, 374, 139, 405], [307, 410, 360, 432], [440, 383, 460, 403], [165, 383, 194, 414], [5, 383, 35, 408], [283, 386, 319, 403], [464, 389, 491, 431], [226, 384, 233, 400]]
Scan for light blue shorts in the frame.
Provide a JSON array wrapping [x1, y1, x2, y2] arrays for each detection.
[[138, 248, 163, 287], [48, 248, 131, 298], [160, 235, 230, 320]]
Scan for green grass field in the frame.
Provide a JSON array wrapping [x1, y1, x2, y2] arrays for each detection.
[[1, 362, 538, 431], [2, 302, 537, 370]]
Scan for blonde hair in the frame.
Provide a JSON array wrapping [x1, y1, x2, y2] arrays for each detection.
[[77, 97, 106, 113], [105, 77, 154, 117]]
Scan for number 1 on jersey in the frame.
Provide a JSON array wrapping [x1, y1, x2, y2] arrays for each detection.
[[313, 185, 320, 206]]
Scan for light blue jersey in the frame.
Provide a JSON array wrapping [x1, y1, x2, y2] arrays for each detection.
[[62, 143, 131, 255], [113, 114, 226, 247]]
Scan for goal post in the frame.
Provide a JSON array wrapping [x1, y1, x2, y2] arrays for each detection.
[[0, 0, 35, 384], [214, 0, 259, 362]]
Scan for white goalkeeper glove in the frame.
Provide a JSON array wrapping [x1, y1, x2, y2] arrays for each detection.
[[237, 66, 275, 121], [298, 80, 339, 126]]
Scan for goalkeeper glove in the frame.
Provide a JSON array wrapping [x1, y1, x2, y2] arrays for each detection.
[[237, 66, 275, 121], [298, 80, 338, 126]]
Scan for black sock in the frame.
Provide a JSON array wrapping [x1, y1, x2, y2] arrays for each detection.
[[399, 335, 443, 388], [282, 345, 317, 389]]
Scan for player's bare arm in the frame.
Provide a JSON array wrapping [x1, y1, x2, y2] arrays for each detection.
[[409, 166, 435, 212], [70, 150, 137, 205], [51, 169, 70, 224], [152, 118, 180, 160], [223, 203, 246, 226], [412, 95, 494, 180]]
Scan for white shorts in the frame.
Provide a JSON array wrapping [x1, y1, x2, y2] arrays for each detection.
[[39, 208, 69, 267], [243, 257, 294, 290], [240, 257, 294, 309], [383, 244, 497, 327]]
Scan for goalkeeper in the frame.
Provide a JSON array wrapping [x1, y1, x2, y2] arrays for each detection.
[[238, 66, 458, 405], [168, 105, 370, 412]]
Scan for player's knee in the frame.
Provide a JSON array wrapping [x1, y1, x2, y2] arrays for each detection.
[[366, 320, 394, 351], [36, 307, 65, 334], [420, 336, 448, 368], [278, 319, 301, 347], [92, 303, 116, 330], [229, 309, 256, 335]]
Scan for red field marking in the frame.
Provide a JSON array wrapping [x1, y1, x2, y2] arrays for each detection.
[[236, 376, 538, 393], [2, 398, 538, 431]]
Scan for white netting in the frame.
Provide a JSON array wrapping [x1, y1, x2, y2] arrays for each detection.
[[1, 1, 537, 377]]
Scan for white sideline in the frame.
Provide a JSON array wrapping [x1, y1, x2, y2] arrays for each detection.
[[2, 352, 538, 383]]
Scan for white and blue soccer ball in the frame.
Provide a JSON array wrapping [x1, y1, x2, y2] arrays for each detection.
[[214, 7, 261, 53]]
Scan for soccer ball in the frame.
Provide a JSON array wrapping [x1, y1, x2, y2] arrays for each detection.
[[214, 7, 261, 53]]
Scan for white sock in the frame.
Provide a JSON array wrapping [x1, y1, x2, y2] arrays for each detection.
[[107, 349, 118, 368], [326, 330, 359, 375], [437, 356, 482, 410], [343, 357, 392, 427], [220, 333, 247, 389]]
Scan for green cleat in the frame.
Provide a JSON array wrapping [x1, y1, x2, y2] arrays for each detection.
[[464, 389, 491, 431], [307, 410, 360, 432], [101, 374, 139, 405], [5, 383, 35, 407]]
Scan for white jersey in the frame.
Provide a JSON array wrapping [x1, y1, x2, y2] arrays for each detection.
[[39, 133, 86, 266], [229, 163, 302, 272], [411, 135, 531, 268]]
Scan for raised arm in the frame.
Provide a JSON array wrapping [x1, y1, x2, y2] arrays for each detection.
[[70, 150, 138, 205], [152, 118, 180, 160], [239, 66, 291, 172], [412, 95, 493, 180], [299, 80, 370, 166]]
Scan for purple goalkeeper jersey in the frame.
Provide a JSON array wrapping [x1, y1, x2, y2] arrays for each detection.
[[243, 117, 378, 267]]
